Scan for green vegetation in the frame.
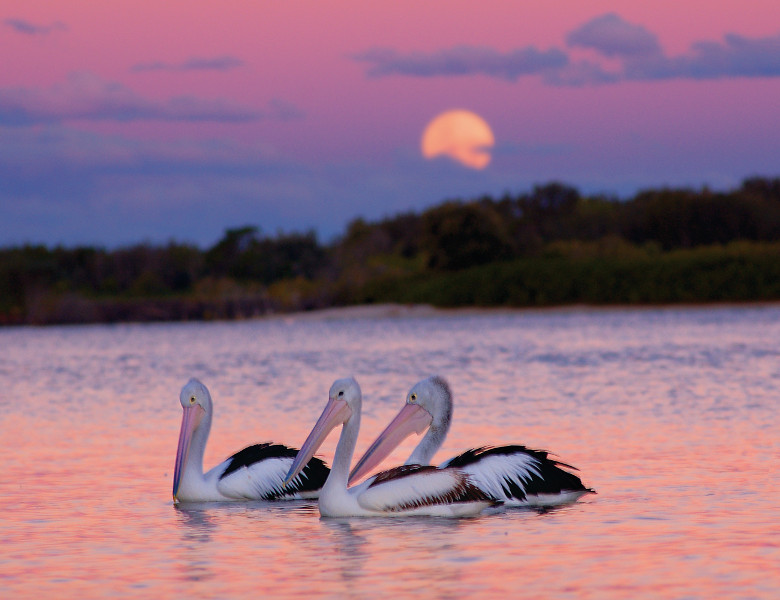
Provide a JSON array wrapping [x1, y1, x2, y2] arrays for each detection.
[[2, 177, 780, 325]]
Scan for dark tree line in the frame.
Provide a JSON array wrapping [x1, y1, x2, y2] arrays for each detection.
[[2, 177, 779, 324], [204, 226, 325, 283]]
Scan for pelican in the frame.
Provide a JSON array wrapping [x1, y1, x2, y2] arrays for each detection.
[[283, 377, 496, 518], [173, 378, 329, 503], [348, 375, 594, 507]]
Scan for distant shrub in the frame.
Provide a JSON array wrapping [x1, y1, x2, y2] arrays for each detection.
[[361, 242, 780, 308]]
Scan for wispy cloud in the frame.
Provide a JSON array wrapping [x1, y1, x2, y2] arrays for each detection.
[[566, 13, 661, 58], [353, 45, 567, 81], [266, 98, 305, 121], [4, 18, 67, 35], [637, 32, 780, 80], [0, 124, 506, 248], [543, 60, 621, 86], [131, 56, 245, 73], [0, 72, 283, 125], [560, 28, 780, 85], [354, 14, 780, 85]]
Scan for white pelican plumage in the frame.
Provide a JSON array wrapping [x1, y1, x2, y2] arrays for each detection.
[[173, 378, 329, 503], [349, 375, 594, 507], [283, 377, 496, 518]]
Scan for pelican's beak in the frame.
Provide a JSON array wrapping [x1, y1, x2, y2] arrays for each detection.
[[348, 402, 432, 485], [284, 395, 351, 487], [173, 404, 204, 502]]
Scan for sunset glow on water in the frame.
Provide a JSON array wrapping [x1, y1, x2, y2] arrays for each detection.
[[2, 306, 778, 598]]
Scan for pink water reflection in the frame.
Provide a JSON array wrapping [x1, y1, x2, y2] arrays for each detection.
[[1, 308, 778, 598]]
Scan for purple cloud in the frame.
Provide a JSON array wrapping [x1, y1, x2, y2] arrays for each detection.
[[673, 32, 780, 79], [131, 56, 245, 72], [566, 13, 661, 58], [354, 14, 780, 86], [545, 60, 622, 86], [0, 123, 528, 248], [599, 31, 780, 82], [4, 18, 67, 35], [353, 45, 568, 81], [0, 72, 266, 125], [266, 98, 305, 121], [559, 16, 780, 83]]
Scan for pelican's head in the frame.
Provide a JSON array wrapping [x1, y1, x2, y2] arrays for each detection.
[[407, 375, 453, 433], [329, 376, 362, 413], [173, 378, 211, 502], [348, 375, 452, 484], [179, 378, 213, 412], [283, 377, 360, 487]]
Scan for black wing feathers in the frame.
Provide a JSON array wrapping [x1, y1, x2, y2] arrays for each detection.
[[445, 445, 592, 499], [220, 443, 330, 497]]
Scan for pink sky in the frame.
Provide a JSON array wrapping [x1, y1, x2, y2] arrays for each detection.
[[1, 0, 779, 247]]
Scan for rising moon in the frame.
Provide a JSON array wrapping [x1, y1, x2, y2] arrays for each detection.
[[421, 109, 495, 169]]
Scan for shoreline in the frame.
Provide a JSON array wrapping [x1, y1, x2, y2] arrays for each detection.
[[5, 300, 780, 329], [264, 300, 780, 323]]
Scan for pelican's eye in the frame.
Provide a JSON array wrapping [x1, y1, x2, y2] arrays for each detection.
[[410, 393, 417, 402], [190, 396, 196, 404], [338, 391, 344, 397]]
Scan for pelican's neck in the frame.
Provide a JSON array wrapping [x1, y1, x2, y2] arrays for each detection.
[[324, 408, 361, 492], [406, 421, 448, 465], [184, 410, 212, 483], [407, 381, 453, 466]]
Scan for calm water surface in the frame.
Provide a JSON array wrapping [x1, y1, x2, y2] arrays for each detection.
[[1, 305, 778, 599]]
